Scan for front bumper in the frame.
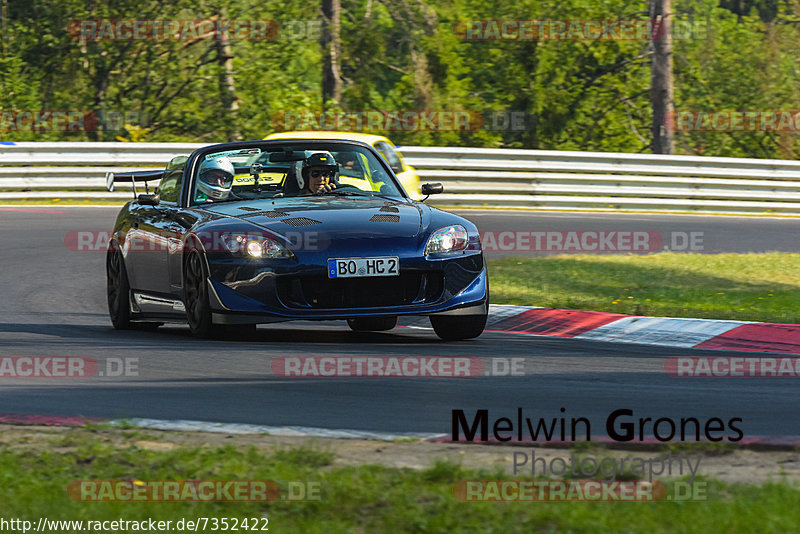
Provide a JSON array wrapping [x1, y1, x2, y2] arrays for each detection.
[[206, 252, 488, 324]]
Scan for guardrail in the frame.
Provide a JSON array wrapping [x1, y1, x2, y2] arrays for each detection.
[[2, 141, 800, 214], [399, 146, 800, 214], [0, 142, 202, 198]]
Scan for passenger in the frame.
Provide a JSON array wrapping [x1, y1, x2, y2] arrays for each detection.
[[195, 156, 235, 202]]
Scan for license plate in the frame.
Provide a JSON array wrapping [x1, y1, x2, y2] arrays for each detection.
[[328, 257, 399, 278]]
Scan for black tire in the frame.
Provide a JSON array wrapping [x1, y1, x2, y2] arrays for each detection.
[[347, 316, 398, 332], [184, 250, 217, 338], [184, 250, 259, 339], [106, 246, 132, 330], [430, 314, 487, 341]]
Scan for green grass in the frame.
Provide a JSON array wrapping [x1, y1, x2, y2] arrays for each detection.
[[2, 437, 800, 533], [487, 252, 800, 323]]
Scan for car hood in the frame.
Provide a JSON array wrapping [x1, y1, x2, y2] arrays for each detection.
[[199, 196, 424, 239]]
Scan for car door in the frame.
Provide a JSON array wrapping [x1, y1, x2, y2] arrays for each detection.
[[124, 174, 166, 293], [127, 157, 186, 298], [152, 156, 191, 298]]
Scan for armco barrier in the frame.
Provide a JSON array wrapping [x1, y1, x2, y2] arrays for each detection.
[[0, 142, 202, 198], [398, 146, 800, 214], [2, 142, 800, 213]]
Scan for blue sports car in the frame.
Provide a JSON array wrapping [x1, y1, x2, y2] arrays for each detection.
[[105, 139, 488, 340]]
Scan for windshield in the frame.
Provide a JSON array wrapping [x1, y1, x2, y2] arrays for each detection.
[[191, 142, 404, 205]]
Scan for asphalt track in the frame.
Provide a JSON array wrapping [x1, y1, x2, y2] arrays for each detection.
[[0, 206, 799, 439], [461, 209, 800, 255]]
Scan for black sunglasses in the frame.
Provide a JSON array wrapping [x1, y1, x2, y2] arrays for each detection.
[[310, 170, 334, 178]]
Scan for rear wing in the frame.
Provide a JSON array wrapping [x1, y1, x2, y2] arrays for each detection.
[[105, 170, 163, 196]]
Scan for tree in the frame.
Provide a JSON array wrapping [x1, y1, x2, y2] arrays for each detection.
[[651, 0, 675, 154], [321, 0, 342, 107]]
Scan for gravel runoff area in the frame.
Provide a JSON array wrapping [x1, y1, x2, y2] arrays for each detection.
[[3, 424, 799, 486]]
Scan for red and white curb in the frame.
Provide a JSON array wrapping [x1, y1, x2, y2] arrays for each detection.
[[466, 305, 800, 355], [399, 304, 544, 330]]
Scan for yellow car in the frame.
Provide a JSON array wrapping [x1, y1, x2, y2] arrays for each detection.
[[264, 131, 421, 199]]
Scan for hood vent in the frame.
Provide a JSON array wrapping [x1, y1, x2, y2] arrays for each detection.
[[238, 206, 261, 212], [379, 206, 400, 213], [282, 217, 322, 227], [242, 210, 289, 218], [369, 214, 400, 223]]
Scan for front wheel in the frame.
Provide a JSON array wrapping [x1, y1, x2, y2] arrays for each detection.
[[347, 316, 398, 332], [430, 314, 487, 341], [184, 250, 216, 338]]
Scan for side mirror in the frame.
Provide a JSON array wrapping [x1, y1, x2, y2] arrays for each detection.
[[421, 183, 444, 196], [390, 162, 403, 174], [137, 193, 160, 206]]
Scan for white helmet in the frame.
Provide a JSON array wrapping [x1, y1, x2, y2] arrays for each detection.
[[197, 157, 235, 200]]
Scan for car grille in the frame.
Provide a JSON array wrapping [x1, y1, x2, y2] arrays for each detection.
[[278, 272, 444, 309]]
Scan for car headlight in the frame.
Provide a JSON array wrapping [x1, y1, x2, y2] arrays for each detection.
[[425, 225, 469, 255], [221, 233, 295, 259]]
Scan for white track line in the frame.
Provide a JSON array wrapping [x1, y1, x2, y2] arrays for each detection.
[[112, 418, 446, 441]]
